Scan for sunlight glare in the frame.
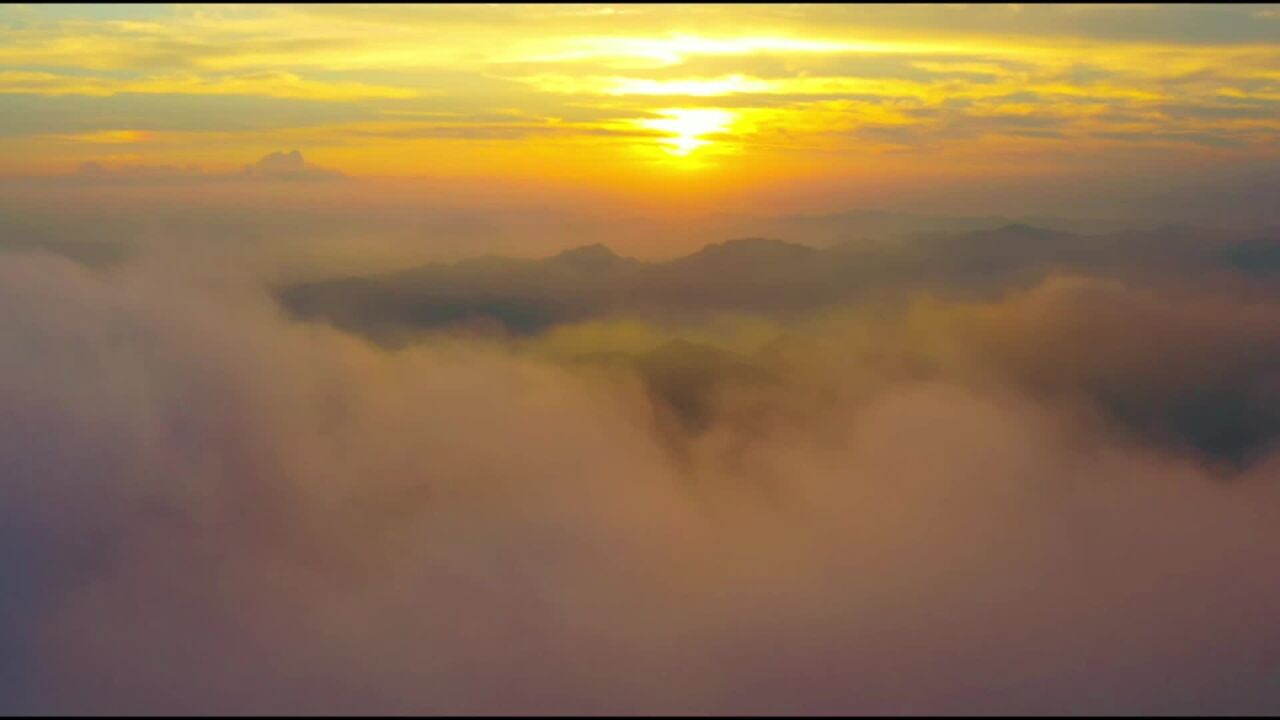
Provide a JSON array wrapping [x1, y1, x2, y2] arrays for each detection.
[[639, 108, 737, 157]]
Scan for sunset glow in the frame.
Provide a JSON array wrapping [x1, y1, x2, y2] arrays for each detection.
[[1, 3, 1277, 201], [639, 107, 737, 157], [4, 5, 1280, 716]]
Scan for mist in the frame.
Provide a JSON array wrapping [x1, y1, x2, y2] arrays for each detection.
[[2, 208, 1280, 712], [5, 148, 1278, 285]]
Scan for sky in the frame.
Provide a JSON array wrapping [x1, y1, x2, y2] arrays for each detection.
[[2, 3, 1279, 220]]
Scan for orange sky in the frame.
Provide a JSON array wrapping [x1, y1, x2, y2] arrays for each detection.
[[1, 4, 1278, 215]]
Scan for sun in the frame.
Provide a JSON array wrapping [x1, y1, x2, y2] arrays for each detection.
[[638, 108, 737, 158]]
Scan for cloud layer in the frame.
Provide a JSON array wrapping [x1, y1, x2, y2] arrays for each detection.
[[2, 225, 1280, 712], [2, 3, 1278, 213]]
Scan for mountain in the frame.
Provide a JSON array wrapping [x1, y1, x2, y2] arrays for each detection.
[[1222, 236, 1280, 275], [670, 237, 817, 267], [277, 223, 1274, 341], [717, 209, 1131, 247], [547, 243, 638, 272]]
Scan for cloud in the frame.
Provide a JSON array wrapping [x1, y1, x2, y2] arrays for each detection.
[[2, 3, 1279, 179], [240, 149, 344, 181], [3, 224, 1280, 712], [0, 92, 378, 137], [75, 159, 201, 177], [344, 121, 662, 142], [0, 69, 420, 100], [14, 150, 348, 185]]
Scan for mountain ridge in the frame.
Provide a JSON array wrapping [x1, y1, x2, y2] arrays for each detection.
[[277, 223, 1274, 341]]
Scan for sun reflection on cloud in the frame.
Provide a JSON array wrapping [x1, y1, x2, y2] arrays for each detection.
[[638, 108, 738, 157], [607, 74, 769, 97]]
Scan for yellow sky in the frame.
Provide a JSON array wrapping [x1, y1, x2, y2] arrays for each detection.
[[1, 3, 1278, 206]]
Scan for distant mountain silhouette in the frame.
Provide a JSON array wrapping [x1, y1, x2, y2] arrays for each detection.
[[671, 237, 817, 268], [277, 224, 1276, 340], [275, 224, 1280, 465], [547, 243, 638, 272], [733, 209, 1128, 247], [1222, 237, 1280, 275]]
